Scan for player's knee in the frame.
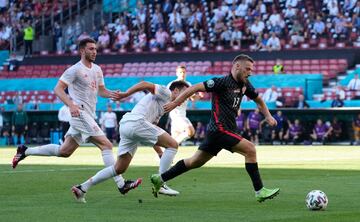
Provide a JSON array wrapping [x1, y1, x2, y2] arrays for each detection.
[[245, 143, 257, 158], [169, 140, 178, 149]]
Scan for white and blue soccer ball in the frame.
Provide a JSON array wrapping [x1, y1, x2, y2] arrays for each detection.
[[305, 190, 328, 210]]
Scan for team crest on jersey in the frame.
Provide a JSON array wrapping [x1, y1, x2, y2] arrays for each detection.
[[206, 79, 215, 88]]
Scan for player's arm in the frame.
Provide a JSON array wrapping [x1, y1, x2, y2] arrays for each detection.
[[111, 81, 155, 101], [253, 95, 277, 127], [164, 83, 205, 112], [54, 80, 80, 117], [98, 85, 117, 98]]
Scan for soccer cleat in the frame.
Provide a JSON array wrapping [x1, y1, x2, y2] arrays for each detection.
[[71, 185, 86, 203], [256, 187, 280, 202], [159, 183, 179, 196], [150, 174, 164, 198], [118, 178, 143, 195], [12, 145, 28, 169]]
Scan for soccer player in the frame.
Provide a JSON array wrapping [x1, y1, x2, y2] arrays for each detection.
[[284, 119, 303, 145], [310, 119, 333, 145], [247, 108, 262, 144], [156, 65, 202, 196], [167, 65, 202, 144], [71, 80, 189, 203], [11, 38, 140, 198], [151, 54, 280, 202]]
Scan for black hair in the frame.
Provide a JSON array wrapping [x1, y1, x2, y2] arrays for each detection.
[[169, 80, 189, 91], [78, 38, 96, 49], [232, 54, 254, 64]]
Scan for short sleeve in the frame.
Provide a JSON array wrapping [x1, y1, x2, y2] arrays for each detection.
[[59, 67, 75, 85], [245, 82, 259, 100], [203, 77, 224, 92], [154, 84, 171, 101], [97, 67, 105, 86]]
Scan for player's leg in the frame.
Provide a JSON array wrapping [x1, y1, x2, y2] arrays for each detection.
[[151, 149, 213, 197], [231, 138, 279, 202], [154, 131, 180, 196], [153, 145, 163, 158], [11, 134, 78, 169], [89, 135, 127, 191]]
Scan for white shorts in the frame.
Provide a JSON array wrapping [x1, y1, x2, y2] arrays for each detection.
[[65, 111, 104, 145], [118, 119, 165, 156], [170, 115, 193, 135]]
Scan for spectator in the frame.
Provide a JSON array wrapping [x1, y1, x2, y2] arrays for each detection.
[[310, 119, 332, 145], [7, 53, 20, 71], [53, 22, 63, 53], [250, 18, 265, 37], [331, 94, 344, 107], [230, 26, 242, 47], [134, 29, 147, 50], [273, 59, 284, 74], [89, 25, 100, 41], [271, 110, 287, 144], [284, 119, 303, 145], [246, 108, 262, 144], [289, 30, 305, 47], [352, 113, 360, 145], [235, 0, 248, 17], [262, 85, 279, 103], [115, 28, 130, 50], [220, 26, 231, 46], [12, 91, 23, 105], [168, 8, 182, 32], [152, 7, 164, 31], [266, 32, 281, 51], [101, 106, 118, 144], [155, 27, 169, 49], [335, 85, 345, 100], [327, 0, 339, 17], [284, 5, 297, 19], [58, 103, 71, 143], [312, 15, 325, 37], [23, 22, 34, 57], [172, 27, 186, 49], [11, 104, 28, 145], [191, 26, 205, 49], [97, 30, 110, 51], [77, 31, 90, 42], [347, 74, 360, 91], [163, 0, 173, 14], [193, 121, 206, 145], [295, 94, 309, 109]]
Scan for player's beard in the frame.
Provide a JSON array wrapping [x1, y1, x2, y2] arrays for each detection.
[[85, 53, 96, 62]]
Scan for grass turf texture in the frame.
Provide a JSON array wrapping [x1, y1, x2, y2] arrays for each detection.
[[1, 146, 360, 222]]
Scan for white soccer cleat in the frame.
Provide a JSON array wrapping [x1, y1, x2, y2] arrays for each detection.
[[71, 185, 86, 203], [159, 183, 179, 196]]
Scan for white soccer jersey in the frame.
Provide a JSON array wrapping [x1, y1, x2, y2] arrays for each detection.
[[167, 79, 191, 118], [60, 61, 104, 118], [102, 112, 117, 128], [122, 84, 171, 124]]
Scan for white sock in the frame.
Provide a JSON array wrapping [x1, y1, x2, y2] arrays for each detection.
[[25, 144, 60, 156], [175, 132, 190, 144], [81, 166, 117, 192], [159, 148, 178, 174], [101, 149, 125, 188]]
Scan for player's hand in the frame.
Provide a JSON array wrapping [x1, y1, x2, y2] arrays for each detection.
[[110, 91, 128, 101], [266, 116, 277, 127], [69, 104, 80, 117], [163, 101, 177, 112]]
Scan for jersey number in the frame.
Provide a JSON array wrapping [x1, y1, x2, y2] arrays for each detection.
[[233, 97, 240, 108]]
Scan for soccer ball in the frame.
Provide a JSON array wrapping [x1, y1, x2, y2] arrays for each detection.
[[305, 190, 328, 210]]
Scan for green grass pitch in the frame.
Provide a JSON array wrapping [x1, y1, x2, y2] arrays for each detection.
[[1, 145, 360, 222]]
